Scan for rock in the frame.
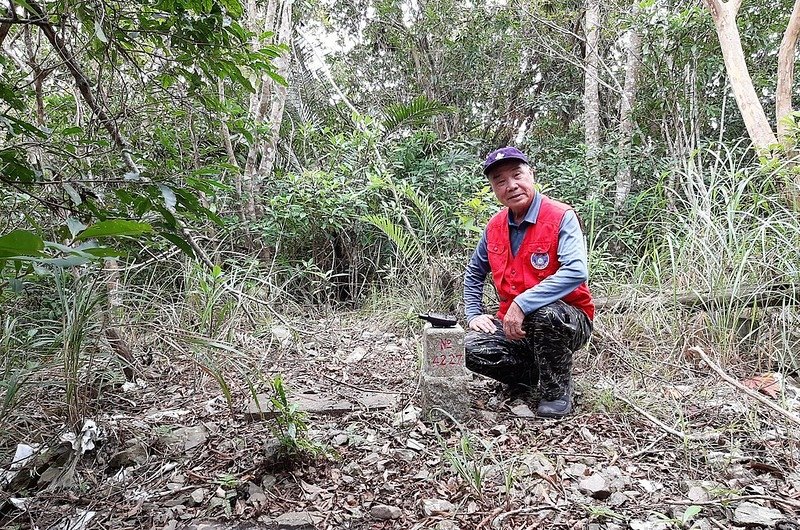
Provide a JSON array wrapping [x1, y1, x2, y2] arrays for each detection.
[[245, 393, 354, 420], [189, 488, 206, 506], [733, 502, 783, 527], [510, 403, 536, 418], [607, 492, 628, 507], [332, 434, 349, 446], [273, 511, 316, 529], [248, 482, 266, 504], [421, 498, 455, 516], [167, 425, 208, 451], [345, 347, 368, 364], [370, 504, 401, 520], [579, 473, 611, 500], [478, 410, 498, 424], [422, 324, 466, 377], [687, 485, 709, 502], [107, 440, 148, 469], [489, 425, 507, 435], [435, 522, 460, 530], [565, 462, 588, 478]]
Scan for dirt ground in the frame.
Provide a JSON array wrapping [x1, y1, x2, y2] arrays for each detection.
[[2, 314, 800, 529]]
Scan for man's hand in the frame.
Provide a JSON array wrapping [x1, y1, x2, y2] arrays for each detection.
[[503, 302, 526, 340], [468, 314, 497, 334]]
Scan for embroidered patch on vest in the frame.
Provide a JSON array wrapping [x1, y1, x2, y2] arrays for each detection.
[[531, 253, 549, 269]]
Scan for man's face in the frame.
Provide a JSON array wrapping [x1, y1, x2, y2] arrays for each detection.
[[487, 161, 536, 215]]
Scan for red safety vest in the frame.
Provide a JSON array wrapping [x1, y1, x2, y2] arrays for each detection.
[[485, 195, 595, 321]]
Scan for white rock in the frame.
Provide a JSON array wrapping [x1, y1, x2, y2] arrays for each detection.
[[733, 502, 783, 527], [189, 488, 205, 505], [510, 403, 535, 418], [579, 473, 611, 500], [345, 346, 368, 364], [421, 498, 455, 516], [687, 485, 709, 502], [272, 326, 291, 341], [370, 504, 401, 520]]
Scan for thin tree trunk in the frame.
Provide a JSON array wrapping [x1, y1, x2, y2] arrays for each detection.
[[614, 4, 642, 212], [703, 0, 777, 151], [257, 0, 293, 179], [583, 0, 601, 178], [776, 0, 800, 143], [241, 0, 279, 223]]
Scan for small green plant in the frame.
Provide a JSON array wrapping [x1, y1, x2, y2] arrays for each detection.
[[585, 505, 626, 523], [652, 505, 703, 529], [213, 472, 239, 489], [55, 272, 102, 426], [268, 375, 324, 458], [443, 435, 488, 498]]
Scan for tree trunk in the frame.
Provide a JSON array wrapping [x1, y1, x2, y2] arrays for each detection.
[[776, 0, 800, 143], [703, 0, 777, 151], [236, 0, 296, 226], [583, 0, 601, 178], [256, 0, 293, 180], [614, 4, 642, 212]]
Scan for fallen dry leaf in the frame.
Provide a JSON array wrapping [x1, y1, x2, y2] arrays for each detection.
[[741, 373, 781, 398]]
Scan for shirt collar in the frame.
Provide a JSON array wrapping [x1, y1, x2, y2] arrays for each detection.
[[507, 192, 542, 227]]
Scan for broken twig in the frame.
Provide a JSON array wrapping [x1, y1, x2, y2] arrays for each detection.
[[614, 392, 719, 442], [690, 346, 800, 427]]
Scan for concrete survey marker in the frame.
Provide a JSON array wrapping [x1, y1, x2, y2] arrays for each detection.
[[422, 323, 466, 377], [420, 323, 470, 421]]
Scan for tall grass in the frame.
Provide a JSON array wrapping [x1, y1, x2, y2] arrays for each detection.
[[594, 147, 800, 371]]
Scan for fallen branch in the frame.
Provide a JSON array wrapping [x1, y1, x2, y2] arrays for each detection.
[[667, 493, 800, 510], [596, 282, 800, 313], [690, 346, 800, 427], [614, 392, 719, 442]]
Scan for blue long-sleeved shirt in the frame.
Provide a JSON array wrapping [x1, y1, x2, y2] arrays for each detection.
[[463, 192, 589, 323]]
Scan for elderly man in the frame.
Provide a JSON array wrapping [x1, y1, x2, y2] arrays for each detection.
[[463, 146, 594, 418]]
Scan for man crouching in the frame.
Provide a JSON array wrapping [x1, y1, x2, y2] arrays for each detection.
[[464, 147, 594, 418]]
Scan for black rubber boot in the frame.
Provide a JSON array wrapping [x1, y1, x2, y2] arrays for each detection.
[[537, 380, 573, 418]]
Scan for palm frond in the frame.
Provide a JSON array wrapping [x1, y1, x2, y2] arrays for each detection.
[[381, 96, 451, 136], [363, 213, 423, 262]]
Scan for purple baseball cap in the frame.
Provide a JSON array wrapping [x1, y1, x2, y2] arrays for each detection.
[[483, 146, 529, 175]]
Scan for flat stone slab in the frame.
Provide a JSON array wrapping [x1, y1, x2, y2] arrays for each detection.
[[245, 391, 397, 420]]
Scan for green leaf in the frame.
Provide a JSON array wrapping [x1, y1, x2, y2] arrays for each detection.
[[61, 126, 84, 136], [66, 218, 87, 238], [683, 505, 702, 522], [159, 184, 177, 213], [94, 19, 109, 43], [83, 247, 122, 258], [76, 220, 152, 240], [220, 0, 243, 18], [162, 232, 196, 258], [0, 230, 44, 258]]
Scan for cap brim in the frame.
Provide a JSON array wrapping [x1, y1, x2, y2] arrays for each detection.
[[483, 156, 528, 175]]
